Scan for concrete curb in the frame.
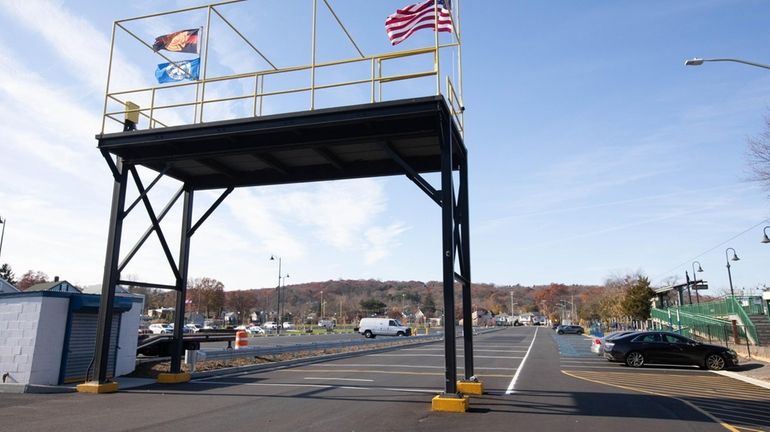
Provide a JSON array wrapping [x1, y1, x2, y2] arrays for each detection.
[[0, 383, 76, 394], [713, 370, 770, 391]]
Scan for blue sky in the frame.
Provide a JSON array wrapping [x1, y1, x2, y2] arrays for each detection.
[[1, 0, 769, 296]]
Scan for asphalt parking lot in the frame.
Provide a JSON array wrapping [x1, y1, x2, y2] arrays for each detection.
[[555, 331, 770, 431], [3, 327, 769, 432]]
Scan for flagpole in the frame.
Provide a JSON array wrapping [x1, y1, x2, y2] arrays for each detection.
[[199, 8, 213, 123], [434, 0, 441, 96]]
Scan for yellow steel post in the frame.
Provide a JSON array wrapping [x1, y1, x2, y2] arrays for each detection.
[[101, 22, 117, 134], [434, 0, 440, 96], [199, 8, 213, 123], [311, 0, 318, 110]]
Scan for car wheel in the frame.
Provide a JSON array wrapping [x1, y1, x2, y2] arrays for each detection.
[[364, 330, 373, 339], [396, 331, 405, 337], [577, 330, 583, 335], [705, 353, 726, 371], [557, 330, 564, 335], [625, 351, 645, 368]]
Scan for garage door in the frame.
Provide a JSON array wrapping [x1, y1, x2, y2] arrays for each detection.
[[61, 312, 120, 383]]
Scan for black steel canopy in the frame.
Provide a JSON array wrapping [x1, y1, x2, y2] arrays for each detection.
[[97, 96, 464, 190]]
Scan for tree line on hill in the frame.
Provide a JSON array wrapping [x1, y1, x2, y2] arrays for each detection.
[[1, 262, 672, 326]]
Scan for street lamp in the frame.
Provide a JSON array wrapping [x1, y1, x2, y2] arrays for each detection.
[[725, 248, 740, 298], [270, 255, 286, 333], [320, 290, 325, 319], [685, 57, 770, 70], [762, 226, 770, 244], [692, 261, 704, 305], [0, 216, 5, 259]]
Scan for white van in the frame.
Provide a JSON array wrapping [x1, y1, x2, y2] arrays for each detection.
[[358, 318, 411, 338]]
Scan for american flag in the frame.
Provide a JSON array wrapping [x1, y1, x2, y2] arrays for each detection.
[[385, 0, 454, 46]]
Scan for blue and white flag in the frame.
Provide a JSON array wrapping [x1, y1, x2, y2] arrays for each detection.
[[155, 57, 200, 84]]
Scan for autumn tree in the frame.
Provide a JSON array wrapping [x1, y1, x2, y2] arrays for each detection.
[[17, 270, 49, 291], [189, 277, 225, 318], [226, 290, 256, 324], [0, 263, 16, 285]]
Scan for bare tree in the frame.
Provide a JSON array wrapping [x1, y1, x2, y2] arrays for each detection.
[[748, 117, 770, 192]]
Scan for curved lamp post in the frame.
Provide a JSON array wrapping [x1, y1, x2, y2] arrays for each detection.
[[270, 255, 285, 333], [725, 248, 740, 298], [0, 216, 5, 259], [692, 261, 704, 305], [762, 226, 770, 244], [685, 58, 770, 70]]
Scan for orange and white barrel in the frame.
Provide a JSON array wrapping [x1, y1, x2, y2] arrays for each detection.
[[235, 330, 248, 349]]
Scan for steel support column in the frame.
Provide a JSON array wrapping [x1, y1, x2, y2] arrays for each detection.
[[459, 152, 474, 379], [93, 157, 128, 383], [170, 187, 194, 373], [440, 118, 457, 396]]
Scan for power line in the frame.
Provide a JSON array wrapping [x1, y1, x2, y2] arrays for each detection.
[[653, 218, 770, 283]]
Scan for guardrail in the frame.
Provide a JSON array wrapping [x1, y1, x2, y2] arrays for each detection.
[[185, 334, 441, 371]]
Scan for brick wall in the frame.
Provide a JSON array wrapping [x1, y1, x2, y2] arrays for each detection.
[[0, 296, 67, 385]]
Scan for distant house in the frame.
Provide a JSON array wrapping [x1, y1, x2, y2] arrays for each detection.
[[25, 278, 81, 293], [0, 277, 18, 293]]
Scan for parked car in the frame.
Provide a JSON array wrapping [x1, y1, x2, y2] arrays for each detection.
[[263, 321, 278, 330], [590, 331, 637, 355], [318, 319, 336, 330], [603, 331, 739, 370], [282, 322, 295, 330], [247, 325, 265, 335], [556, 325, 584, 335], [138, 326, 153, 336], [149, 323, 172, 334], [185, 324, 202, 333], [358, 317, 411, 338]]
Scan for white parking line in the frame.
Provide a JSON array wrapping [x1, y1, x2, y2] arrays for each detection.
[[190, 380, 440, 394], [302, 363, 516, 371], [506, 327, 538, 395], [373, 354, 523, 359], [304, 377, 374, 382]]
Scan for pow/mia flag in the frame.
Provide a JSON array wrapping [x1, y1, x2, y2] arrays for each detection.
[[155, 58, 200, 84]]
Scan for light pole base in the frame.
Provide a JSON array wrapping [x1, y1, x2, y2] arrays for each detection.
[[157, 372, 191, 384], [431, 393, 469, 412], [456, 379, 483, 395], [76, 381, 119, 394]]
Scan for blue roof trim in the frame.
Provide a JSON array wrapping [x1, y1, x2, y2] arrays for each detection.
[[0, 290, 142, 307]]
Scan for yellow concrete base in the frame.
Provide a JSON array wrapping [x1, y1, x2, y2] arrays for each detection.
[[456, 380, 483, 395], [76, 381, 119, 394], [431, 394, 469, 412], [157, 372, 191, 384]]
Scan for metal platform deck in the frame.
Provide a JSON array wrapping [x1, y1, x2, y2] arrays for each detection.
[[98, 96, 465, 190]]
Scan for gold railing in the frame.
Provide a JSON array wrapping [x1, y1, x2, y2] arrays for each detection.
[[101, 1, 464, 136]]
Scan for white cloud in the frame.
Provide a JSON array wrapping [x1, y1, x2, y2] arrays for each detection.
[[0, 0, 145, 93], [363, 223, 408, 264]]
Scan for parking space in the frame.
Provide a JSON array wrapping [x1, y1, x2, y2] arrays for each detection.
[[553, 331, 770, 431]]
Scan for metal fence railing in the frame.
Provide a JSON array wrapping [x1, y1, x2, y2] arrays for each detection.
[[650, 307, 758, 347]]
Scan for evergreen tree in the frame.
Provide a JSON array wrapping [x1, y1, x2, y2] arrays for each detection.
[[622, 275, 655, 321], [0, 263, 16, 285]]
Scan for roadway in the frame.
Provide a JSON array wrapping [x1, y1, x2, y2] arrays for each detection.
[[3, 327, 769, 431]]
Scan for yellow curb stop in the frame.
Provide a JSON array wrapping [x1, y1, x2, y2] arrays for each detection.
[[456, 380, 483, 395], [431, 394, 469, 412], [76, 381, 119, 394], [157, 372, 191, 384]]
